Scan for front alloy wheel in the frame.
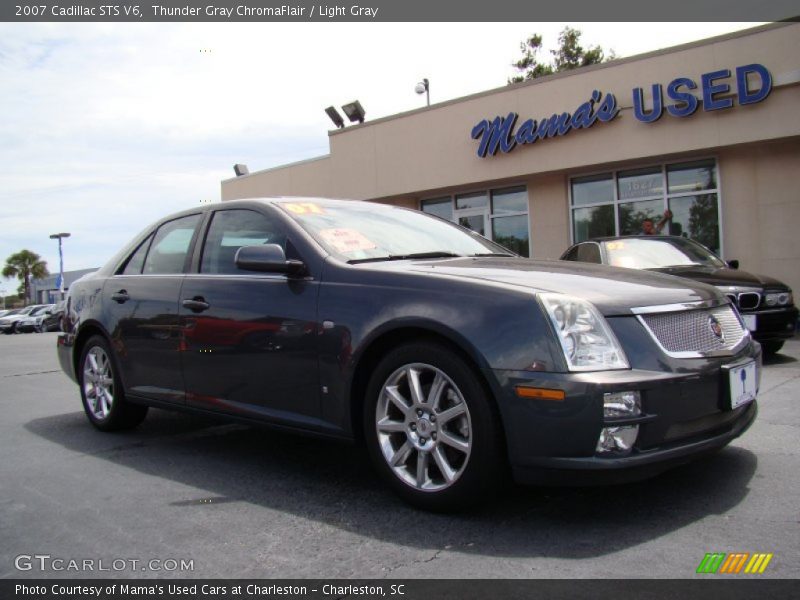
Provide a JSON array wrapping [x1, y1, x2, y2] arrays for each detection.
[[365, 342, 506, 511], [376, 363, 472, 492]]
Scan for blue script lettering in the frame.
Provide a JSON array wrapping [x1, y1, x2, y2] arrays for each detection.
[[470, 91, 619, 158]]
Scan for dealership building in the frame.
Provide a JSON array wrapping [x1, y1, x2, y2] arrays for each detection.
[[221, 22, 800, 294]]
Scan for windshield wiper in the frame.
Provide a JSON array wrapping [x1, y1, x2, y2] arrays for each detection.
[[348, 251, 463, 264], [469, 252, 515, 257]]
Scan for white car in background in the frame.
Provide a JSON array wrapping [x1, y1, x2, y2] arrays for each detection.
[[0, 305, 45, 334], [16, 304, 57, 333]]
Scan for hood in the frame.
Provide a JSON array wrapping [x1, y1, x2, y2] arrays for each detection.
[[648, 265, 788, 290], [368, 257, 721, 316]]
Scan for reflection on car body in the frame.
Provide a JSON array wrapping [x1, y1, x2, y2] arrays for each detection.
[[58, 199, 760, 510]]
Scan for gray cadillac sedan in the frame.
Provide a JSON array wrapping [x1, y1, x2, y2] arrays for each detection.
[[58, 199, 759, 510]]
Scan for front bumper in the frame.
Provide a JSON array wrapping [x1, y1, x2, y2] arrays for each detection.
[[487, 343, 761, 486], [747, 306, 798, 342]]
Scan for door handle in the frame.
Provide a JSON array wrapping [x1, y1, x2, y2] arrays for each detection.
[[111, 290, 130, 303], [182, 298, 210, 313]]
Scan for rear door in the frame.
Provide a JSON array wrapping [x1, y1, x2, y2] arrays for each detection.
[[178, 207, 321, 423], [104, 213, 202, 404]]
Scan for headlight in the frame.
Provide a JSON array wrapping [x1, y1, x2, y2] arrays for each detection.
[[539, 293, 629, 371], [764, 291, 792, 307]]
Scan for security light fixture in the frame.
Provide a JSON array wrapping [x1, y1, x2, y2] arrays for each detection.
[[341, 100, 365, 124], [325, 106, 345, 129], [415, 78, 430, 106], [233, 164, 249, 177]]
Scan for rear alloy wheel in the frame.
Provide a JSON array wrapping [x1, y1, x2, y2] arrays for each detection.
[[79, 335, 148, 431], [364, 343, 505, 510]]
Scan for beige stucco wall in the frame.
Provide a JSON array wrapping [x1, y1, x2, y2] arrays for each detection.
[[719, 140, 800, 294], [223, 23, 800, 204], [528, 173, 568, 260]]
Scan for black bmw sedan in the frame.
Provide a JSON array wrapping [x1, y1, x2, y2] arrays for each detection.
[[58, 199, 759, 510], [561, 236, 797, 355]]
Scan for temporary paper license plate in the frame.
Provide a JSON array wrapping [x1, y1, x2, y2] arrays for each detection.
[[742, 314, 757, 331], [728, 360, 757, 409]]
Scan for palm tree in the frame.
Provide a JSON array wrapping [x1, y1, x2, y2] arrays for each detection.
[[2, 250, 49, 304]]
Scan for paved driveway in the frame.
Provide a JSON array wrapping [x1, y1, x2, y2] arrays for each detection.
[[1, 333, 798, 579]]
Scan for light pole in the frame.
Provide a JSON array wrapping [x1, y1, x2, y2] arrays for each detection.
[[415, 78, 430, 107], [49, 232, 71, 301]]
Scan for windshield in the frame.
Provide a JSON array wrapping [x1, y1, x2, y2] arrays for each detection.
[[603, 238, 726, 269], [278, 200, 511, 262]]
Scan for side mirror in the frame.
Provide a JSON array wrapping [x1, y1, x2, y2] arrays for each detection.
[[235, 244, 306, 276], [727, 259, 740, 270]]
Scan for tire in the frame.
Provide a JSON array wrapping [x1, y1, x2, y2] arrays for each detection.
[[363, 342, 506, 511], [761, 340, 784, 356], [79, 335, 148, 431]]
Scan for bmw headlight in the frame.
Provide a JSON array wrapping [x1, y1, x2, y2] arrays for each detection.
[[539, 293, 630, 371], [764, 291, 793, 307]]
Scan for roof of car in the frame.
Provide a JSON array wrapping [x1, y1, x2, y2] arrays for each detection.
[[160, 198, 390, 222]]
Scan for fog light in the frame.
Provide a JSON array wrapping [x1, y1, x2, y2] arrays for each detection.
[[603, 391, 641, 418], [597, 425, 639, 454], [596, 391, 641, 455]]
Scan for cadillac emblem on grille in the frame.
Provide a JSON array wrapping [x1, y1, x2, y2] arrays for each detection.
[[708, 315, 725, 343]]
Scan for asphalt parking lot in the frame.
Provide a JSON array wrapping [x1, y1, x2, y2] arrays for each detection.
[[1, 332, 798, 580]]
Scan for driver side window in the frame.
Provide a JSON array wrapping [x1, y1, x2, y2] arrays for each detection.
[[200, 209, 287, 275], [576, 243, 602, 264]]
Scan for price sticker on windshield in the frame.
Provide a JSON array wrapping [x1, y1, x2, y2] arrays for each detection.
[[283, 202, 325, 215], [319, 228, 377, 254]]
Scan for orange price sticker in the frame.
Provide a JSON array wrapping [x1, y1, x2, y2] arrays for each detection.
[[283, 202, 325, 215]]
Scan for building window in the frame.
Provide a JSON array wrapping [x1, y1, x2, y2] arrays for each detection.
[[570, 159, 721, 254], [421, 185, 530, 257], [420, 197, 453, 221]]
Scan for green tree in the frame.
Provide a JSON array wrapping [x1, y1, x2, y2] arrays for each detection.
[[509, 27, 615, 84], [2, 250, 49, 304]]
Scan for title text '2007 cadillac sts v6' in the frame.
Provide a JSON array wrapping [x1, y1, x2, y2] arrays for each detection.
[[58, 199, 759, 510]]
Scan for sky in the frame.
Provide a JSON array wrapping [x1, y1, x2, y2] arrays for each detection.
[[0, 21, 764, 289]]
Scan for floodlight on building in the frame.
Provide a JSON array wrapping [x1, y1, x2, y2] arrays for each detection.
[[415, 78, 430, 106], [233, 164, 249, 177], [325, 106, 345, 129], [341, 100, 366, 124]]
